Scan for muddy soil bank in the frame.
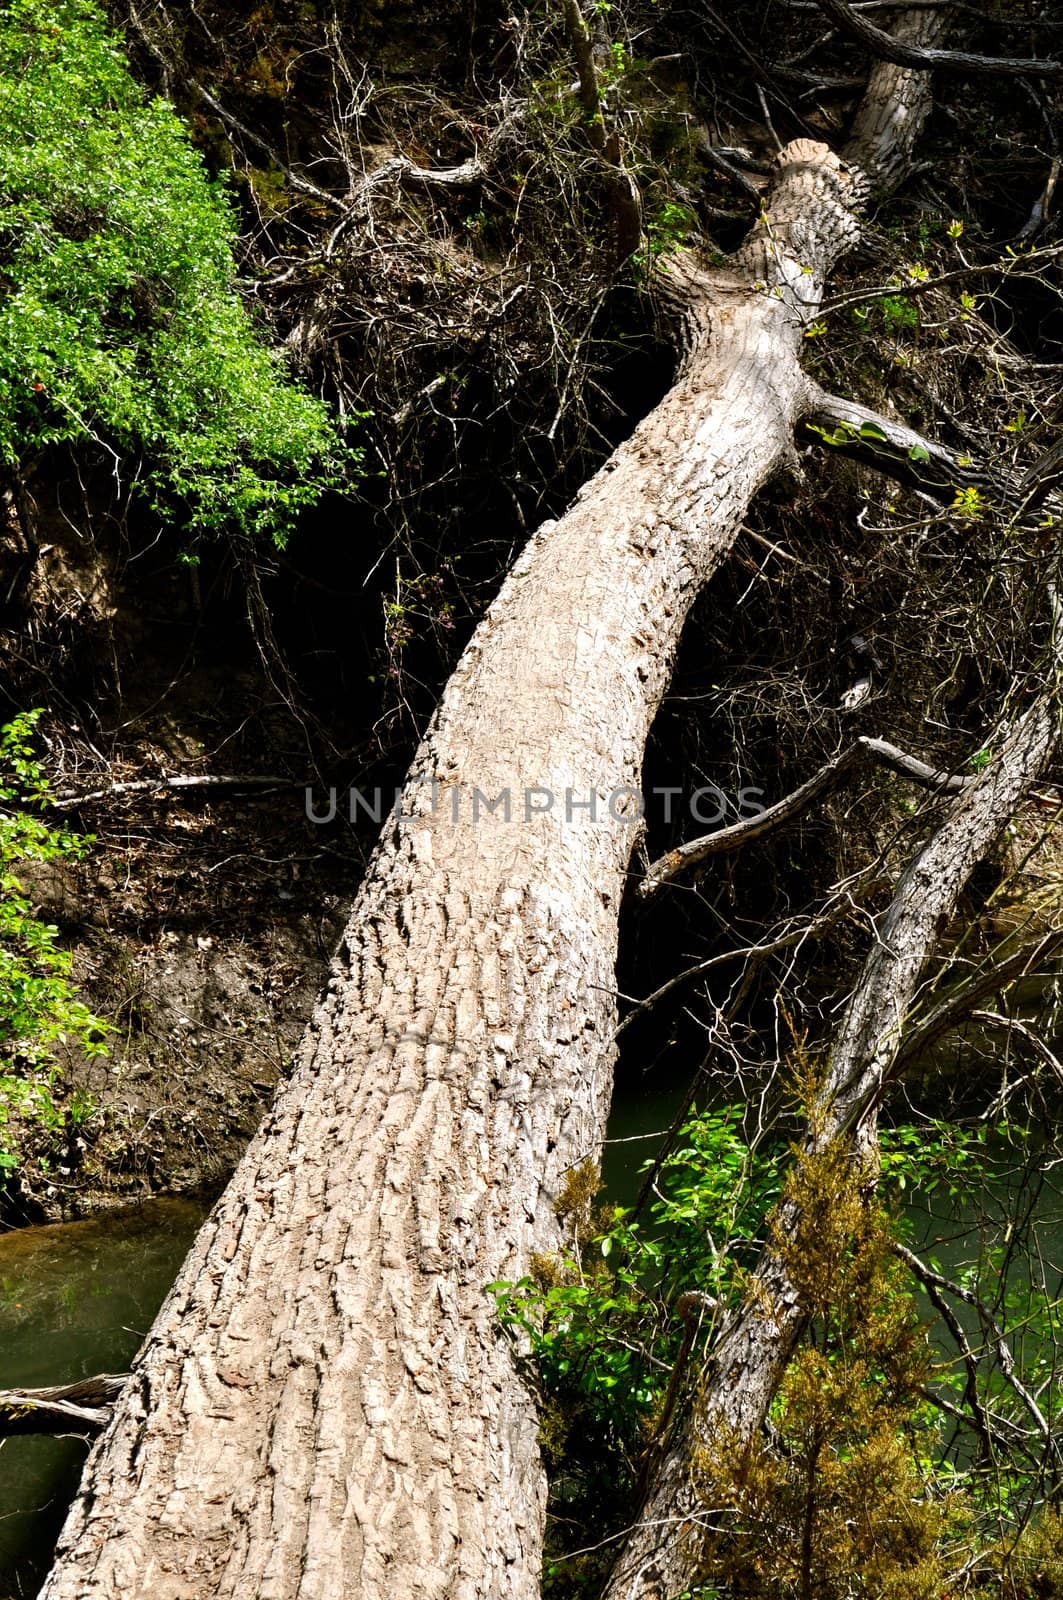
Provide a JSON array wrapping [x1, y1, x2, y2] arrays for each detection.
[[1, 480, 391, 1222]]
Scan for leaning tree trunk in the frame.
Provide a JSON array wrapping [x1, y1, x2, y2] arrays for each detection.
[[40, 51, 930, 1600], [603, 681, 1060, 1600]]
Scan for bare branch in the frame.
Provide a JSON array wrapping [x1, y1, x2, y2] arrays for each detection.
[[906, 1255, 998, 1463], [971, 1009, 1063, 1089], [639, 733, 974, 897], [889, 932, 1063, 1073], [614, 906, 850, 1037], [695, 136, 764, 204], [895, 1242, 1056, 1451], [48, 774, 298, 810], [0, 1375, 127, 1435], [816, 243, 1063, 321], [815, 0, 1063, 78], [825, 693, 1061, 1135]]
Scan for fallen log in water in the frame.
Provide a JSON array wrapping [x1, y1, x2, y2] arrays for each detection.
[[0, 1374, 128, 1435]]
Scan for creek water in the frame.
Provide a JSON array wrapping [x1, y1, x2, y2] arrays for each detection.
[[0, 1198, 208, 1599]]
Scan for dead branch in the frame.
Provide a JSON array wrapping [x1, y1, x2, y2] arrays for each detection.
[[814, 0, 1063, 77], [911, 1258, 998, 1463], [0, 1375, 127, 1435], [895, 1242, 1056, 1454], [48, 774, 298, 809], [639, 733, 974, 896], [696, 138, 764, 205], [889, 931, 1063, 1073], [972, 1009, 1063, 1094], [122, 4, 342, 211], [615, 901, 854, 1037]]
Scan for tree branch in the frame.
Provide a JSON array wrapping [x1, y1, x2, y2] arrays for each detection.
[[815, 0, 1063, 78], [906, 1256, 997, 1464], [971, 1009, 1063, 1090], [800, 386, 999, 503], [49, 774, 298, 810], [560, 0, 608, 155], [815, 243, 1063, 321], [895, 1242, 1056, 1452], [890, 931, 1063, 1072], [0, 1375, 127, 1435], [615, 903, 852, 1037], [639, 733, 974, 896]]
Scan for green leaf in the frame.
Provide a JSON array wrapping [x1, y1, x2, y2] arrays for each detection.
[[0, 0, 361, 547]]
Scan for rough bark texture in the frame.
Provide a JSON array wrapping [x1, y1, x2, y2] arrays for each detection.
[[842, 7, 946, 184], [602, 691, 1058, 1600], [41, 141, 865, 1600]]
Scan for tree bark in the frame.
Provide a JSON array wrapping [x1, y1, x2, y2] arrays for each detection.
[[41, 26, 942, 1600]]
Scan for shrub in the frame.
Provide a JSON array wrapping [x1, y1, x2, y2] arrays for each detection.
[[0, 711, 107, 1175], [0, 0, 357, 547]]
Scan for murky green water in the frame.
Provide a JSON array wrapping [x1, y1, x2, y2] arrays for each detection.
[[0, 1198, 208, 1599]]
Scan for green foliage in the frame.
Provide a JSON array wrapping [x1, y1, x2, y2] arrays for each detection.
[[850, 293, 920, 334], [488, 1109, 780, 1429], [879, 1118, 989, 1197], [882, 294, 921, 331], [807, 418, 894, 453], [0, 0, 357, 546], [951, 485, 987, 523], [487, 1108, 784, 1597], [490, 1096, 1063, 1598], [0, 711, 107, 1174], [641, 199, 697, 261]]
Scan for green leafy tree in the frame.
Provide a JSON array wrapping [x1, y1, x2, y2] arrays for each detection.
[[0, 710, 107, 1175], [0, 0, 356, 546]]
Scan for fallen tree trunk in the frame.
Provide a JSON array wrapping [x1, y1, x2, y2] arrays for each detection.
[[603, 682, 1061, 1600], [40, 27, 947, 1600]]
